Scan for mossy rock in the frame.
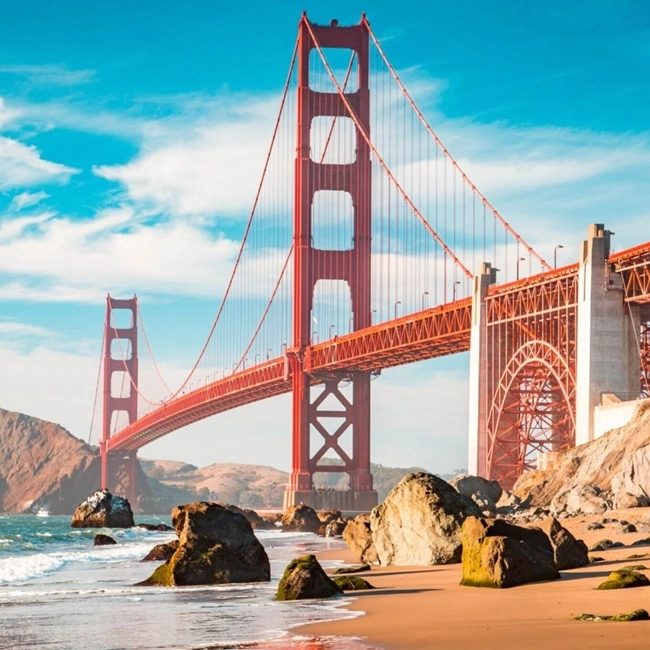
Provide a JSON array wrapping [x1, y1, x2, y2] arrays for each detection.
[[597, 570, 650, 590], [620, 565, 648, 572], [333, 575, 375, 591], [575, 609, 650, 622], [589, 556, 605, 563], [334, 564, 371, 575], [276, 554, 342, 601]]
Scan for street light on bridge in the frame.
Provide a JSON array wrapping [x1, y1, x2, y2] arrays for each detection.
[[394, 300, 402, 320], [554, 244, 564, 269], [516, 256, 526, 281], [329, 324, 337, 339], [452, 281, 461, 301], [421, 291, 429, 310]]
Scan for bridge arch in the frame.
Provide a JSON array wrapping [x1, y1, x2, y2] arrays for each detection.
[[486, 340, 576, 489]]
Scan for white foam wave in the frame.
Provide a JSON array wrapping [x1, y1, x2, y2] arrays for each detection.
[[0, 539, 163, 584]]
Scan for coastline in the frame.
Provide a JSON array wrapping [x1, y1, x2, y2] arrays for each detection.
[[299, 510, 650, 650]]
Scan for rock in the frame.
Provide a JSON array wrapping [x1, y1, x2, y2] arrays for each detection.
[[590, 539, 625, 552], [587, 522, 605, 530], [630, 536, 650, 547], [460, 516, 560, 588], [136, 522, 173, 531], [575, 609, 650, 622], [94, 534, 116, 546], [450, 474, 503, 512], [275, 555, 342, 600], [622, 523, 638, 534], [370, 472, 480, 566], [71, 489, 134, 528], [141, 540, 179, 562], [621, 564, 648, 571], [317, 509, 342, 525], [611, 444, 650, 508], [590, 556, 605, 562], [140, 502, 270, 586], [551, 484, 610, 516], [332, 575, 375, 591], [282, 504, 321, 533], [627, 553, 650, 560], [535, 518, 589, 570], [342, 514, 378, 565], [334, 564, 371, 575], [597, 569, 650, 590], [226, 505, 276, 530], [325, 519, 347, 537]]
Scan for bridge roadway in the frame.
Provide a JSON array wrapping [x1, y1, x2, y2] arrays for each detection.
[[107, 242, 650, 453]]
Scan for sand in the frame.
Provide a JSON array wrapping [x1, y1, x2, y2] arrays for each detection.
[[300, 509, 650, 649]]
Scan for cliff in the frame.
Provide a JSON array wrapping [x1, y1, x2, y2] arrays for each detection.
[[0, 407, 195, 514]]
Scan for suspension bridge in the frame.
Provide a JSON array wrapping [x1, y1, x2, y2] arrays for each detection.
[[96, 14, 650, 511]]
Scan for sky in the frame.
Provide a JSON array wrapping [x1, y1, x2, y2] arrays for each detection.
[[0, 0, 648, 475]]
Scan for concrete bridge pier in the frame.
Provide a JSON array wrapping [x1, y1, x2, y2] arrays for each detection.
[[575, 224, 641, 444]]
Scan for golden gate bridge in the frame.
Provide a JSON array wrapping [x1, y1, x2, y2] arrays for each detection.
[[94, 14, 650, 510]]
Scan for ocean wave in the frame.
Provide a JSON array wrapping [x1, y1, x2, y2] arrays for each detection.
[[0, 539, 162, 584]]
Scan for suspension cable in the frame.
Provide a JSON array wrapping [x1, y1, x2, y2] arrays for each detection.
[[87, 327, 105, 444], [304, 18, 473, 280], [363, 17, 551, 272]]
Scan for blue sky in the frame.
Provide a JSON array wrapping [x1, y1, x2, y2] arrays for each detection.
[[0, 0, 648, 474]]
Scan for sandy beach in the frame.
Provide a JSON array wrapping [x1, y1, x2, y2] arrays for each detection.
[[301, 510, 650, 649]]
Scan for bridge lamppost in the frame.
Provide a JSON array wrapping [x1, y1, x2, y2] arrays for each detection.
[[554, 244, 564, 269], [266, 348, 272, 360], [452, 281, 461, 301], [329, 324, 336, 339], [349, 315, 354, 332], [282, 341, 287, 354], [516, 256, 526, 281], [255, 353, 259, 365], [223, 366, 228, 378], [372, 309, 377, 324], [394, 300, 402, 320], [421, 291, 429, 310]]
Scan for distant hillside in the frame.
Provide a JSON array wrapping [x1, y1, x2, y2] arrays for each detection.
[[0, 407, 196, 514]]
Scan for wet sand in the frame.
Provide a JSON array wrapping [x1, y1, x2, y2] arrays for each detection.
[[301, 509, 650, 649]]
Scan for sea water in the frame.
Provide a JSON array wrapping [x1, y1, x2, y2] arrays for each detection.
[[0, 515, 377, 650]]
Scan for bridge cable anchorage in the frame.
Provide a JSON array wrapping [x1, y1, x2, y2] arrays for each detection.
[[362, 18, 552, 273], [87, 326, 105, 444], [304, 19, 473, 281], [109, 36, 300, 408]]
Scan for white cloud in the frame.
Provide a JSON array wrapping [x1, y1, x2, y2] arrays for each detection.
[[8, 191, 50, 211], [0, 64, 95, 86], [0, 321, 56, 338], [0, 136, 79, 189]]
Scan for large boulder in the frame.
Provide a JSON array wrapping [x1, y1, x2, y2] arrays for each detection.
[[276, 555, 342, 600], [342, 514, 378, 564], [70, 489, 134, 528], [460, 516, 560, 588], [370, 472, 480, 566], [534, 518, 589, 570], [282, 504, 321, 533], [550, 484, 611, 516], [140, 502, 270, 586]]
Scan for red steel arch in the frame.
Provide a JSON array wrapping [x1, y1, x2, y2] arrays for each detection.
[[486, 340, 576, 488]]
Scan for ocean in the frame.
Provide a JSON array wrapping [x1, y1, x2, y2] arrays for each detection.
[[0, 514, 377, 650]]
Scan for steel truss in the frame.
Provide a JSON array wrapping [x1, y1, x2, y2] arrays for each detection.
[[484, 270, 578, 488]]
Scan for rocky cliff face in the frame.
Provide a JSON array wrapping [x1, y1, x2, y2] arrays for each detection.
[[0, 407, 196, 514], [513, 400, 650, 510]]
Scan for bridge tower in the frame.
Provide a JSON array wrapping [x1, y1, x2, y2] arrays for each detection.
[[284, 15, 378, 512], [100, 295, 139, 509]]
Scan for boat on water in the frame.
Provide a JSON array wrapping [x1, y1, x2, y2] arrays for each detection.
[[36, 508, 50, 517]]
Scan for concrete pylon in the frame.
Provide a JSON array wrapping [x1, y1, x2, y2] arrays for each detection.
[[467, 263, 498, 476], [575, 224, 641, 444]]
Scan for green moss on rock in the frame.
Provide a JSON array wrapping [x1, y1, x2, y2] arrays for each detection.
[[597, 570, 650, 590], [334, 564, 371, 575], [332, 575, 375, 591], [276, 554, 343, 601], [575, 609, 650, 622]]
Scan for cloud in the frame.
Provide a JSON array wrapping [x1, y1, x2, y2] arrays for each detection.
[[0, 64, 95, 86], [0, 320, 56, 338], [8, 191, 50, 211], [0, 136, 79, 189]]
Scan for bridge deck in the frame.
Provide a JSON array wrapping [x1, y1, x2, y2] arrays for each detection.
[[107, 242, 650, 453]]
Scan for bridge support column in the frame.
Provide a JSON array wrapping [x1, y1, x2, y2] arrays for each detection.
[[284, 16, 377, 513], [101, 295, 140, 512], [576, 224, 641, 444], [467, 263, 497, 476]]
